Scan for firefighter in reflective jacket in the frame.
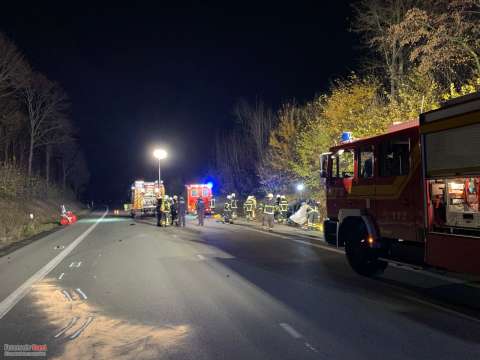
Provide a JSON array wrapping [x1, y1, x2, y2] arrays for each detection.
[[231, 193, 238, 219], [244, 196, 254, 221], [162, 195, 171, 226], [223, 195, 233, 224], [306, 201, 320, 230], [279, 195, 289, 223], [262, 193, 275, 231]]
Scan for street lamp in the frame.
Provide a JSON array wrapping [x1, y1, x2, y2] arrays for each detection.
[[296, 183, 305, 200], [153, 149, 168, 184]]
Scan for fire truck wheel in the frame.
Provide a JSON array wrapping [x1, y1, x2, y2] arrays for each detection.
[[344, 221, 387, 276]]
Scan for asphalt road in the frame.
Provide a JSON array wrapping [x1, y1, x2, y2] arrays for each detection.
[[0, 209, 479, 359]]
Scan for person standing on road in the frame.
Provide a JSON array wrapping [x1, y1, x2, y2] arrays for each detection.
[[171, 195, 179, 226], [196, 197, 205, 226], [231, 193, 238, 220], [223, 195, 232, 224], [262, 193, 275, 231], [156, 197, 163, 227], [244, 196, 253, 221], [162, 195, 170, 226], [279, 195, 289, 224], [178, 196, 186, 227]]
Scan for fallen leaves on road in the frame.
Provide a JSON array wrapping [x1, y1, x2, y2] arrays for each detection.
[[30, 279, 190, 359]]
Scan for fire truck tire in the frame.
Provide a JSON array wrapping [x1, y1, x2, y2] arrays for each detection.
[[343, 220, 387, 276], [323, 220, 338, 245]]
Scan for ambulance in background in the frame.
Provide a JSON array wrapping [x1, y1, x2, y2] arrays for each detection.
[[321, 92, 480, 276], [130, 180, 165, 217], [186, 183, 214, 214]]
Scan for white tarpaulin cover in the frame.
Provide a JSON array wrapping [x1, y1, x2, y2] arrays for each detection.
[[289, 204, 309, 225]]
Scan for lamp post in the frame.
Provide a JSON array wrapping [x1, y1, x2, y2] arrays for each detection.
[[153, 149, 168, 184]]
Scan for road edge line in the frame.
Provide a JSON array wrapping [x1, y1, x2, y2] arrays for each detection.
[[0, 208, 108, 320]]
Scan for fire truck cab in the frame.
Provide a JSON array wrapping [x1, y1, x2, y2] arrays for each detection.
[[321, 92, 480, 276], [185, 184, 214, 214]]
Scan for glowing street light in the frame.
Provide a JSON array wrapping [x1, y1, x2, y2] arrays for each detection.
[[296, 183, 305, 200], [153, 149, 168, 184]]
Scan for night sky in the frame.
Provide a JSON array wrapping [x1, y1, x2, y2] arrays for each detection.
[[0, 2, 358, 202]]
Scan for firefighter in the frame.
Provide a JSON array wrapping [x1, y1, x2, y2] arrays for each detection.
[[156, 197, 163, 227], [196, 197, 205, 226], [178, 196, 186, 227], [251, 195, 257, 220], [279, 195, 289, 223], [223, 195, 233, 224], [306, 200, 319, 230], [171, 195, 179, 226], [274, 194, 282, 222], [162, 195, 170, 226], [231, 193, 238, 219], [262, 193, 276, 231], [244, 196, 254, 221]]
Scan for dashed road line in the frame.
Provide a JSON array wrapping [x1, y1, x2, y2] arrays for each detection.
[[69, 262, 75, 268], [0, 208, 108, 320], [58, 273, 65, 280], [61, 290, 73, 302], [279, 323, 302, 339], [75, 288, 88, 300], [304, 342, 318, 353], [69, 316, 94, 340], [54, 317, 79, 338]]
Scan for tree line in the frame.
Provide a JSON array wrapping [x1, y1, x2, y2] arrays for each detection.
[[213, 0, 480, 203], [0, 32, 89, 199]]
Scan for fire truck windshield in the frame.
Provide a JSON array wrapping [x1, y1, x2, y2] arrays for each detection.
[[332, 149, 354, 178]]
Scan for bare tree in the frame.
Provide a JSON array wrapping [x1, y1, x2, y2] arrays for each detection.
[[351, 0, 422, 97], [0, 32, 30, 99], [395, 0, 480, 84], [23, 73, 70, 176]]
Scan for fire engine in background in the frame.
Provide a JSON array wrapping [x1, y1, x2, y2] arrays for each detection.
[[186, 183, 214, 214], [321, 92, 480, 276], [130, 180, 165, 218]]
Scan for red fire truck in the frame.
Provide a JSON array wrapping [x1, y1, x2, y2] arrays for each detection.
[[185, 184, 214, 214], [130, 180, 165, 218], [321, 92, 480, 276]]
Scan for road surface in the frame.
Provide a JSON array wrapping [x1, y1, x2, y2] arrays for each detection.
[[0, 209, 479, 359]]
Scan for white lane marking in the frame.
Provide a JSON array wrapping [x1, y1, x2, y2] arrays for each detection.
[[61, 290, 73, 302], [243, 225, 480, 287], [58, 273, 65, 280], [291, 238, 345, 254], [54, 317, 79, 338], [196, 254, 206, 260], [242, 224, 480, 322], [304, 342, 318, 352], [401, 294, 480, 324], [69, 262, 75, 268], [75, 288, 88, 300], [384, 259, 480, 289], [76, 261, 82, 268], [69, 316, 94, 339], [279, 323, 302, 339], [0, 208, 108, 320]]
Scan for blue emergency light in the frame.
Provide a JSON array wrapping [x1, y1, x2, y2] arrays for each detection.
[[341, 131, 353, 143]]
